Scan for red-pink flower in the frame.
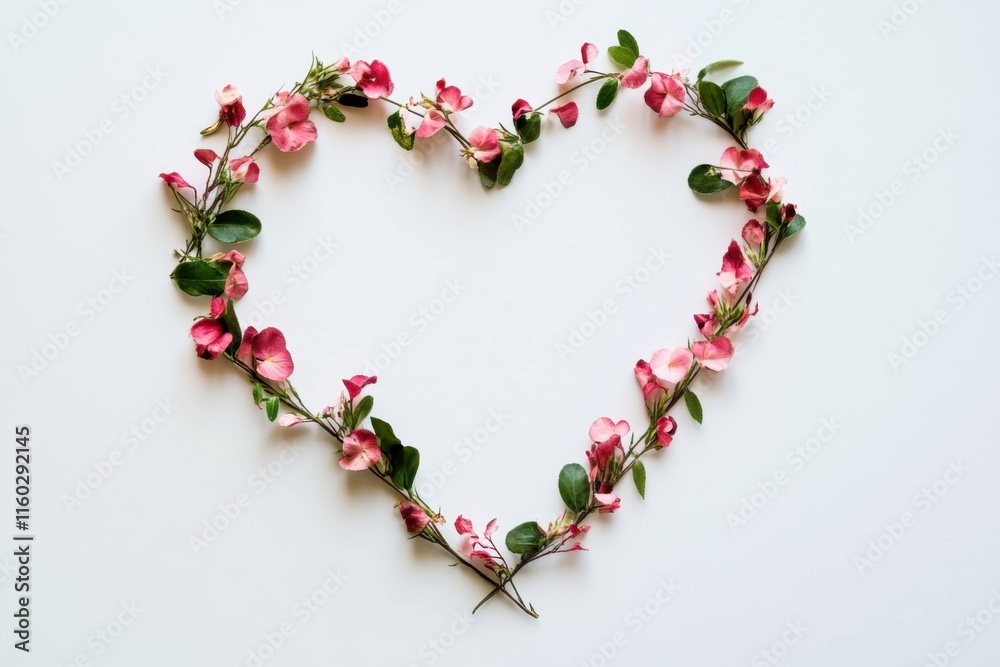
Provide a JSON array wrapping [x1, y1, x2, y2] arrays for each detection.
[[719, 147, 769, 185], [398, 502, 429, 533], [340, 428, 381, 471], [589, 417, 630, 443], [416, 108, 446, 138], [343, 374, 377, 400], [211, 249, 249, 300], [190, 297, 231, 360], [656, 416, 677, 448], [236, 326, 257, 365], [594, 493, 621, 514], [228, 156, 259, 184], [555, 42, 597, 84], [744, 86, 774, 116], [742, 220, 765, 245], [634, 359, 666, 406], [348, 59, 394, 99], [694, 312, 717, 337], [549, 102, 579, 128], [511, 98, 533, 120], [620, 56, 649, 89], [650, 347, 694, 387], [159, 172, 194, 191], [586, 434, 624, 494], [436, 78, 473, 113], [266, 93, 317, 152], [718, 241, 753, 296], [644, 71, 685, 117], [251, 327, 294, 381], [194, 149, 219, 166], [692, 337, 735, 372], [739, 173, 770, 212], [463, 126, 501, 166], [216, 84, 246, 127]]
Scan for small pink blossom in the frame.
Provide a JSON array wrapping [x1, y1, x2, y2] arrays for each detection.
[[159, 172, 194, 191], [435, 78, 473, 113], [211, 250, 248, 300], [266, 93, 317, 152], [463, 126, 501, 166], [644, 71, 685, 117], [719, 147, 769, 185], [398, 502, 429, 533], [251, 327, 294, 381], [656, 416, 677, 448], [586, 434, 624, 494], [228, 156, 259, 184], [236, 326, 257, 365], [190, 297, 231, 360], [343, 374, 377, 400], [594, 493, 621, 514], [416, 108, 446, 138], [348, 59, 394, 99], [718, 241, 754, 296], [744, 86, 774, 115], [549, 101, 579, 128], [739, 173, 770, 212], [649, 347, 694, 387], [331, 57, 351, 73], [215, 84, 246, 127], [620, 56, 649, 89], [194, 149, 218, 166], [556, 60, 585, 85], [742, 220, 765, 245], [692, 337, 735, 372], [455, 515, 474, 535], [589, 417, 630, 443], [277, 414, 304, 427], [767, 177, 787, 203], [634, 359, 666, 406], [511, 98, 533, 120], [340, 429, 381, 471], [694, 312, 718, 337]]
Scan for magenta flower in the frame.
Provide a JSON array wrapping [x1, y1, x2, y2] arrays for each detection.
[[463, 126, 501, 166], [189, 297, 231, 360], [619, 56, 649, 89], [250, 327, 294, 381], [215, 84, 246, 127], [211, 250, 249, 300], [739, 173, 770, 212], [692, 337, 735, 372], [348, 59, 394, 99], [435, 78, 473, 113], [589, 417, 630, 444], [266, 93, 318, 153], [549, 101, 579, 128], [159, 172, 194, 191], [744, 86, 774, 117], [742, 220, 765, 246], [717, 241, 753, 296], [656, 416, 677, 448], [555, 42, 597, 84], [719, 147, 769, 185], [235, 326, 257, 366], [634, 359, 666, 406], [343, 374, 377, 400], [644, 71, 685, 117], [416, 108, 446, 138], [511, 98, 533, 120], [649, 347, 694, 387], [228, 156, 259, 184], [398, 502, 430, 533], [594, 493, 621, 514], [586, 434, 624, 493], [194, 148, 219, 166], [340, 429, 381, 471]]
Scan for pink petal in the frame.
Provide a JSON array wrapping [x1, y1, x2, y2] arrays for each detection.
[[455, 515, 474, 535], [620, 56, 649, 89], [224, 266, 248, 299], [342, 374, 377, 400], [650, 347, 694, 386], [555, 59, 584, 85], [277, 414, 304, 427], [339, 429, 381, 471], [416, 109, 446, 138], [692, 337, 735, 372], [158, 172, 194, 191], [194, 149, 218, 166], [190, 318, 223, 346], [398, 502, 430, 533], [236, 326, 257, 365], [484, 518, 498, 539], [511, 98, 533, 120], [594, 493, 621, 513], [549, 101, 579, 128], [581, 42, 598, 64], [252, 327, 294, 381]]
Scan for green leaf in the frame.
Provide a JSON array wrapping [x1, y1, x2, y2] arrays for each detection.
[[699, 80, 727, 118], [252, 383, 264, 405], [607, 45, 637, 68], [783, 214, 807, 238], [596, 78, 619, 110], [477, 157, 499, 189], [505, 521, 544, 555], [387, 110, 415, 151], [353, 395, 374, 425], [371, 417, 402, 453], [323, 105, 346, 122], [207, 209, 261, 244], [684, 390, 703, 425], [515, 112, 542, 144], [696, 59, 744, 82], [219, 298, 242, 355], [687, 165, 734, 194], [632, 460, 647, 500], [496, 141, 525, 187], [170, 259, 229, 297], [557, 463, 591, 513], [721, 75, 759, 114], [390, 445, 420, 490], [265, 396, 280, 422], [617, 29, 640, 57], [765, 201, 782, 232]]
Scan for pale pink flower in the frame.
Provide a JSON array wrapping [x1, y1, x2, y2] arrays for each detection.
[[435, 78, 473, 113], [194, 148, 218, 166], [594, 493, 621, 513], [742, 220, 765, 245], [767, 177, 787, 203], [251, 328, 294, 381], [656, 416, 677, 448], [717, 241, 753, 296], [159, 172, 194, 191], [555, 42, 598, 84], [348, 59, 394, 99], [549, 102, 579, 128], [340, 429, 381, 471], [719, 147, 769, 185], [215, 84, 246, 127], [265, 93, 317, 152], [620, 56, 649, 89], [228, 156, 259, 184], [463, 126, 501, 165], [649, 347, 694, 387], [692, 337, 735, 372], [277, 414, 304, 427], [589, 417, 630, 443], [416, 108, 446, 138], [331, 57, 351, 73], [343, 374, 377, 400], [644, 71, 685, 117], [398, 502, 429, 533]]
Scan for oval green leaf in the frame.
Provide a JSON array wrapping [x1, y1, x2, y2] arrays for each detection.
[[684, 389, 703, 425], [505, 521, 544, 555], [390, 445, 420, 491], [687, 165, 733, 195], [371, 417, 402, 452], [696, 59, 744, 82], [170, 259, 229, 296], [617, 29, 640, 57], [387, 110, 415, 151], [632, 460, 647, 499], [558, 463, 591, 513], [207, 209, 262, 244], [698, 80, 727, 118], [497, 141, 525, 187], [265, 396, 280, 422], [608, 45, 637, 68], [783, 214, 807, 238], [596, 78, 619, 111], [721, 75, 759, 114]]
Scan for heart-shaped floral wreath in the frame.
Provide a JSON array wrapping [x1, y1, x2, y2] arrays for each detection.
[[159, 29, 806, 618]]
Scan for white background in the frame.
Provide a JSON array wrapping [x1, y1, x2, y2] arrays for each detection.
[[2, 0, 998, 665]]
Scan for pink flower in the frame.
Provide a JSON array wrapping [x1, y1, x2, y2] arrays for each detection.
[[744, 86, 774, 115], [194, 149, 218, 166], [463, 126, 501, 166], [649, 347, 694, 387], [594, 493, 621, 514], [189, 297, 231, 360], [340, 429, 381, 471], [455, 515, 474, 535], [416, 108, 446, 138], [216, 84, 246, 127], [656, 416, 677, 448], [398, 502, 429, 533], [348, 59, 394, 99], [511, 98, 533, 120], [694, 312, 717, 337], [277, 414, 304, 427], [159, 172, 194, 191], [586, 434, 624, 494], [718, 241, 753, 296], [251, 328, 294, 381], [228, 156, 259, 184], [739, 173, 770, 212], [555, 42, 597, 84], [634, 359, 666, 406], [549, 102, 579, 128], [644, 71, 685, 117], [581, 42, 598, 64], [742, 220, 765, 246], [719, 147, 769, 185], [435, 79, 473, 113], [236, 326, 257, 365], [265, 93, 317, 152], [331, 57, 351, 73], [343, 374, 377, 400], [589, 417, 630, 443], [620, 56, 649, 89], [767, 177, 787, 203], [692, 337, 735, 372], [211, 250, 249, 300]]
